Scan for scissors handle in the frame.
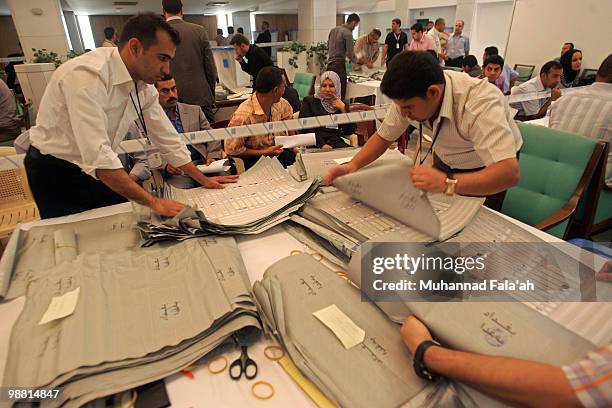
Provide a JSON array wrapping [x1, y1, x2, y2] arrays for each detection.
[[229, 357, 243, 380], [243, 357, 258, 380]]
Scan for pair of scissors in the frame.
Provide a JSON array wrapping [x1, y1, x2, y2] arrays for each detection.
[[229, 345, 258, 380]]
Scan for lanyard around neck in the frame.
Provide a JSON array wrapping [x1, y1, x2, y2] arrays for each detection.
[[129, 80, 148, 138], [418, 117, 445, 166]]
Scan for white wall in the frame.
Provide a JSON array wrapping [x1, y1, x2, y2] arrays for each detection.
[[505, 0, 611, 73], [408, 5, 456, 28], [358, 11, 395, 34], [470, 0, 513, 64]]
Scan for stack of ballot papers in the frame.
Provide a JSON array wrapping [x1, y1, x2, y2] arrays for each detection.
[[253, 254, 448, 408], [2, 235, 261, 408], [138, 156, 319, 245], [289, 157, 484, 257], [274, 133, 316, 149]]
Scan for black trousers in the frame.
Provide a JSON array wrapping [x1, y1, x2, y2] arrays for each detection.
[[445, 57, 464, 68], [326, 61, 348, 100], [24, 146, 127, 219], [433, 154, 508, 212]]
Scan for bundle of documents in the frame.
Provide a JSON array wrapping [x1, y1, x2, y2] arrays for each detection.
[[253, 254, 445, 408], [196, 158, 231, 174], [138, 156, 319, 245], [289, 157, 484, 257], [0, 211, 140, 301], [2, 236, 261, 408]]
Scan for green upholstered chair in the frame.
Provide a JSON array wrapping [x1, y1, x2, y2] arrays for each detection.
[[513, 64, 536, 83], [501, 124, 606, 239], [292, 72, 315, 100]]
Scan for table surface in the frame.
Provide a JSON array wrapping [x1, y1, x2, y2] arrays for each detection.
[[0, 201, 605, 407]]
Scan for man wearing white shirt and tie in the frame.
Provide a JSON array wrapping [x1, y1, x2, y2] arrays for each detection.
[[24, 13, 237, 219]]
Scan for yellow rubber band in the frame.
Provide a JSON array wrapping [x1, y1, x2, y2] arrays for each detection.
[[207, 355, 228, 374], [311, 252, 323, 261], [251, 381, 275, 400], [290, 250, 303, 255], [263, 345, 285, 361]]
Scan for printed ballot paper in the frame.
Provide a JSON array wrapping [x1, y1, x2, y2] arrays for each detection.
[[196, 159, 231, 174], [275, 133, 317, 149]]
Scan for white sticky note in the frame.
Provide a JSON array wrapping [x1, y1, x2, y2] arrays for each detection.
[[313, 304, 365, 349], [39, 287, 81, 325], [333, 156, 355, 165]]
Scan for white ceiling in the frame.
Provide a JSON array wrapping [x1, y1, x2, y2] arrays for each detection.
[[0, 0, 387, 16]]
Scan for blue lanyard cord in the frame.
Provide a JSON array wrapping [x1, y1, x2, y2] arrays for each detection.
[[418, 117, 444, 166], [129, 81, 148, 138]]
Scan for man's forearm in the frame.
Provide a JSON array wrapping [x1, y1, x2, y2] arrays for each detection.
[[179, 161, 210, 185], [234, 148, 269, 158], [96, 168, 155, 206], [424, 346, 580, 408], [349, 133, 392, 170], [454, 158, 519, 196]]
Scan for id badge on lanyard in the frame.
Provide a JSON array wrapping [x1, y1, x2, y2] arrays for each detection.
[[145, 140, 163, 169]]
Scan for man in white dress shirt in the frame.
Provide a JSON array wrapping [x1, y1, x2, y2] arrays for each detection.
[[24, 13, 236, 219], [326, 51, 522, 211]]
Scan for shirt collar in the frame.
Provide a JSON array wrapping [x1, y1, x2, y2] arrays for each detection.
[[166, 16, 182, 22], [109, 48, 133, 86], [251, 93, 266, 116], [591, 82, 612, 91]]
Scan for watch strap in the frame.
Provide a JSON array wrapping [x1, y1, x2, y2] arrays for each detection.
[[413, 340, 441, 381]]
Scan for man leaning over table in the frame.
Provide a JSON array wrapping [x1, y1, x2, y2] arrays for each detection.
[[325, 51, 522, 212], [24, 13, 237, 220]]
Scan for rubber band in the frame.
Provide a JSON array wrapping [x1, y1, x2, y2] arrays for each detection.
[[263, 345, 285, 361], [311, 252, 323, 261], [207, 355, 228, 374], [290, 250, 303, 255], [251, 381, 275, 400], [126, 390, 138, 408]]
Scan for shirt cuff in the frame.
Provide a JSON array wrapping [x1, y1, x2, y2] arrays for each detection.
[[378, 121, 403, 142], [130, 162, 152, 181], [79, 146, 124, 179]]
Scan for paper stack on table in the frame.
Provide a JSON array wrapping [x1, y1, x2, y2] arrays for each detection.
[[252, 254, 437, 408], [138, 156, 319, 246], [2, 237, 261, 408]]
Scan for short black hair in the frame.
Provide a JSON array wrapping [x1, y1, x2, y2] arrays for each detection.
[[434, 18, 445, 25], [381, 51, 445, 100], [162, 0, 182, 14], [392, 18, 401, 26], [371, 28, 382, 37], [237, 27, 244, 33], [118, 13, 180, 49], [564, 42, 574, 49], [410, 23, 424, 33], [462, 55, 478, 68], [217, 28, 223, 35], [346, 13, 360, 24], [155, 73, 174, 87], [540, 60, 562, 75], [426, 49, 437, 60], [228, 26, 234, 34], [104, 27, 115, 40], [255, 66, 284, 93], [597, 53, 612, 83], [483, 55, 504, 68], [262, 21, 270, 28], [484, 46, 499, 56], [229, 33, 250, 46]]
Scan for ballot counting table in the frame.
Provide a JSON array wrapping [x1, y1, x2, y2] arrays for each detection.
[[0, 202, 608, 407]]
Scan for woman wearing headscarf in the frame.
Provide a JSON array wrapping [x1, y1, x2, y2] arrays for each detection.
[[560, 49, 583, 88], [299, 71, 357, 149]]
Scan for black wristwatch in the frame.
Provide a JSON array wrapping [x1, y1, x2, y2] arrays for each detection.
[[413, 340, 441, 381]]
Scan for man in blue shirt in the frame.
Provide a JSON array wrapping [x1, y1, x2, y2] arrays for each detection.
[[445, 20, 470, 68]]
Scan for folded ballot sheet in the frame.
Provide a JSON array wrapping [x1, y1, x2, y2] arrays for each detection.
[[137, 156, 319, 246], [1, 236, 261, 408]]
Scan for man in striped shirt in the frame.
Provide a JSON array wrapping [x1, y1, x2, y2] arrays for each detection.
[[549, 53, 612, 188], [325, 51, 522, 211]]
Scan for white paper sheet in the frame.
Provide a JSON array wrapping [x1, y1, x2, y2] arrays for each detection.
[[196, 159, 231, 174], [275, 133, 317, 149]]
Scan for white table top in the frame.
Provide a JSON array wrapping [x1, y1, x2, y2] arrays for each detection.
[[0, 202, 607, 407]]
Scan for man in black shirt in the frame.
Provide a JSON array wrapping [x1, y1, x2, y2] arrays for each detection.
[[382, 18, 408, 67], [255, 21, 272, 57], [230, 33, 273, 88]]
